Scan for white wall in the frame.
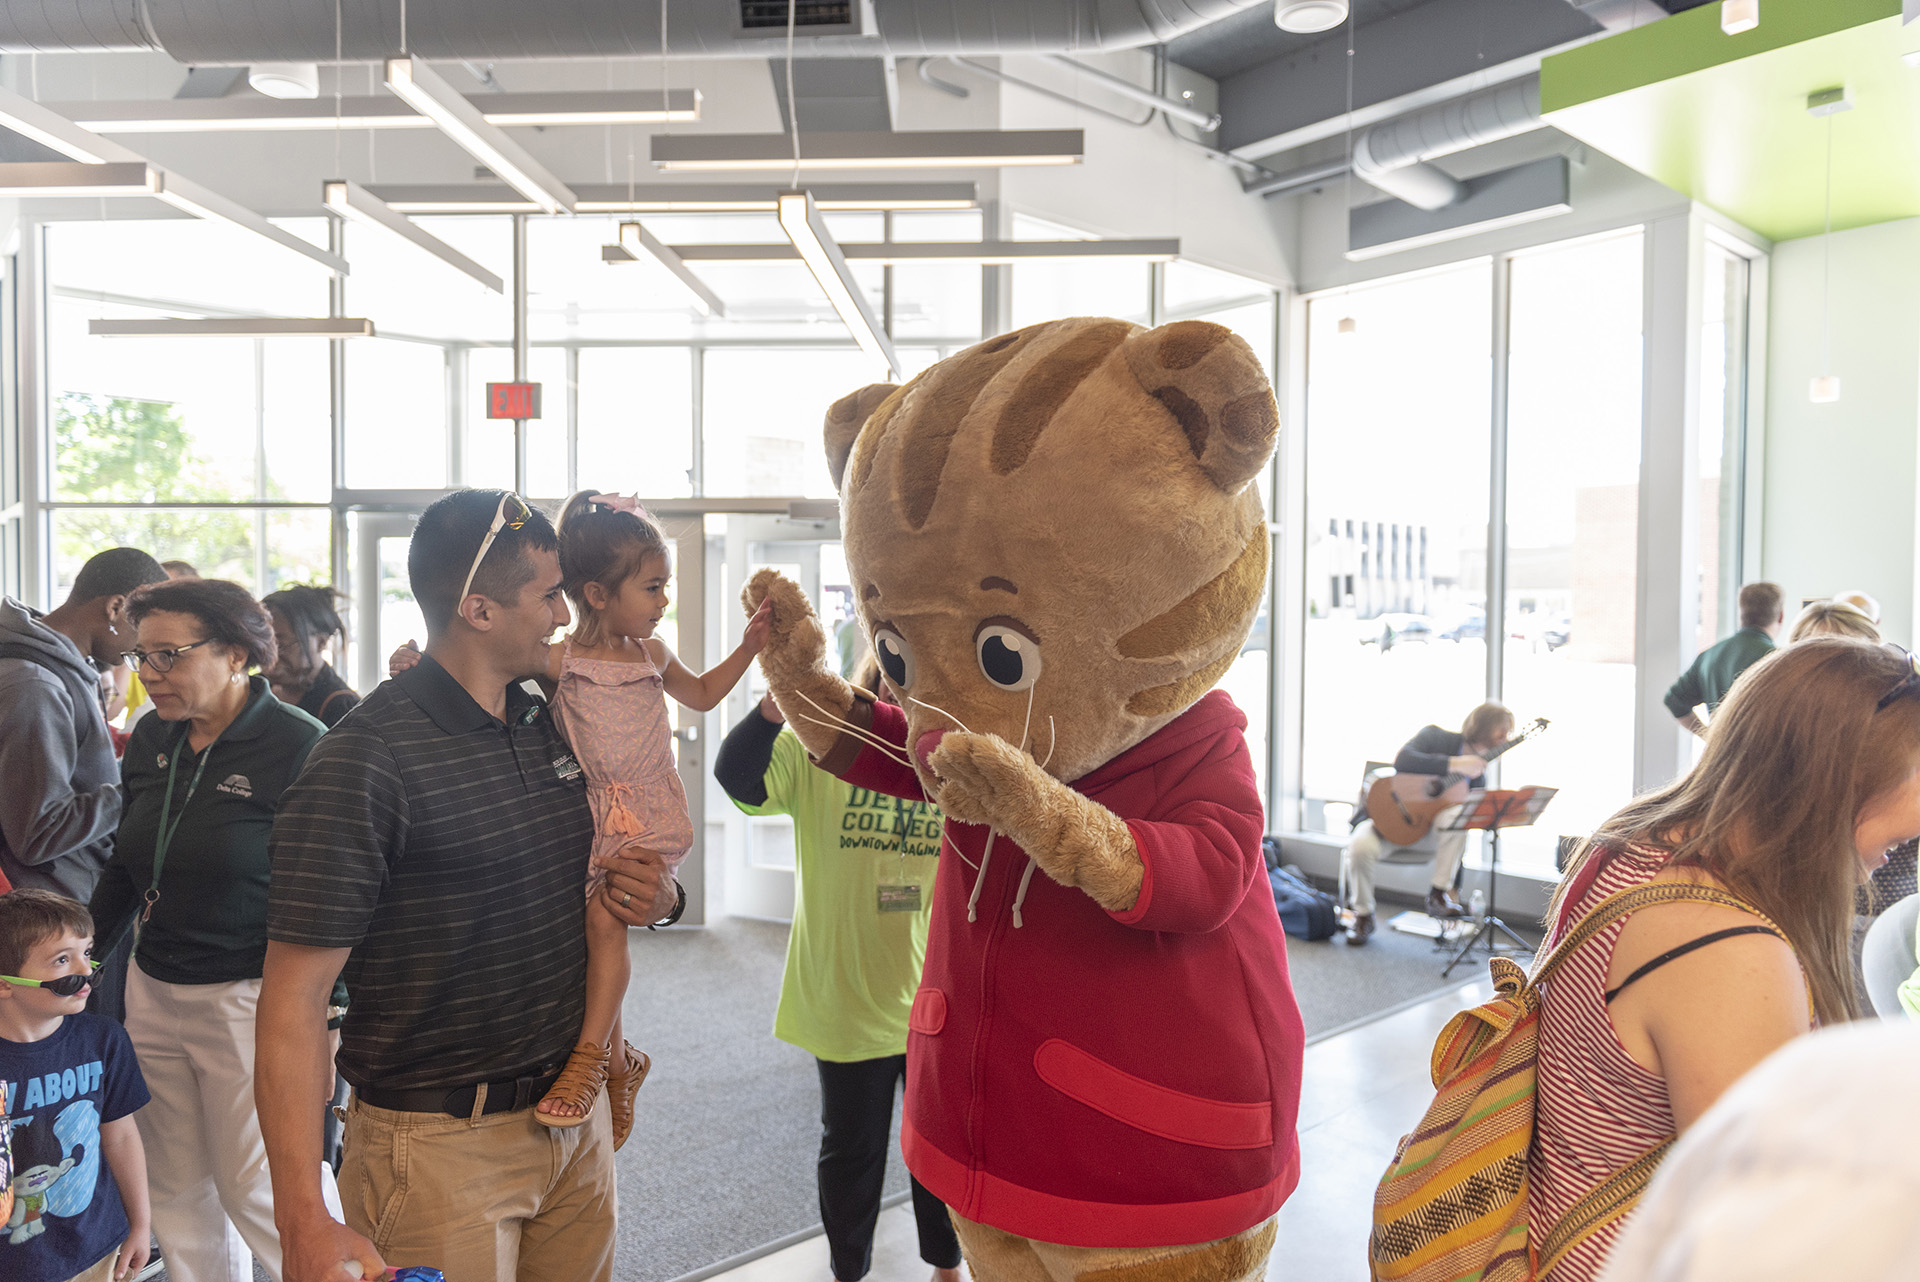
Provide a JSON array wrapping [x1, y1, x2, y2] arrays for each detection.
[[1762, 218, 1920, 648]]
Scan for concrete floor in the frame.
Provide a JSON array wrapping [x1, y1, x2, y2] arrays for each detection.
[[699, 976, 1498, 1282]]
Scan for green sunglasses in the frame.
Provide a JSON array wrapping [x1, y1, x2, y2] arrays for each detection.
[[1, 961, 101, 997]]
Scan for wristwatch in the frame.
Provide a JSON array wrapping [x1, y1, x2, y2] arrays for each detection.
[[647, 879, 687, 931]]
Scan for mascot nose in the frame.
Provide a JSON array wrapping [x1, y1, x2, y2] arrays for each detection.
[[915, 728, 948, 769]]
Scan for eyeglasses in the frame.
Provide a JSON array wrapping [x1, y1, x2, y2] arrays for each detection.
[[121, 638, 216, 674], [1, 961, 101, 997], [1877, 646, 1920, 713], [458, 492, 532, 606]]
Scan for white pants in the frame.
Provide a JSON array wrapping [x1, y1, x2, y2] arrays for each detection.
[[1343, 812, 1468, 916], [124, 968, 340, 1282]]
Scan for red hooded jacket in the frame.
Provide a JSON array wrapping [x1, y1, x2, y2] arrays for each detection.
[[839, 689, 1304, 1248]]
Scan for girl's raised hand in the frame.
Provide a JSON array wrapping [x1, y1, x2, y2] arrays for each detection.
[[742, 597, 774, 655], [387, 639, 421, 677]]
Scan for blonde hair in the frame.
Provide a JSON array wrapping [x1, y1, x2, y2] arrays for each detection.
[[1461, 701, 1514, 748], [1790, 600, 1881, 644], [555, 490, 670, 649], [1554, 637, 1920, 1025]]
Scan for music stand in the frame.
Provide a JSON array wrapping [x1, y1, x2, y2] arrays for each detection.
[[1440, 786, 1558, 979]]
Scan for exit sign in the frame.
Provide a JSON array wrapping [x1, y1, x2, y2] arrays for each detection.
[[486, 381, 542, 419]]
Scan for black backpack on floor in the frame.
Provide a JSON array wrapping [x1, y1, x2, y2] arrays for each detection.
[[1261, 837, 1340, 941]]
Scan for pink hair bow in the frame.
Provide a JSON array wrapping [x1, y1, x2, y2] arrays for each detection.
[[589, 492, 642, 515]]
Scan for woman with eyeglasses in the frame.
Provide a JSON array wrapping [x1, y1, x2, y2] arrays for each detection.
[[1522, 637, 1920, 1282], [88, 578, 341, 1282]]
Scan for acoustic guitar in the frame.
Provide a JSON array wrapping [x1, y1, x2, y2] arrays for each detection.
[[1363, 717, 1549, 848]]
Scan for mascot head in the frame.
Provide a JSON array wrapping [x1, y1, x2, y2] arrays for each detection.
[[825, 316, 1278, 787]]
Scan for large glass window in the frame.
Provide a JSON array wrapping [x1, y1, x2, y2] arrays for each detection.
[[1300, 263, 1493, 835], [1699, 242, 1751, 647], [701, 349, 888, 498], [1500, 231, 1644, 873]]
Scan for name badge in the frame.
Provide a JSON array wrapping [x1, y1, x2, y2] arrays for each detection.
[[552, 751, 583, 782], [878, 884, 921, 914]]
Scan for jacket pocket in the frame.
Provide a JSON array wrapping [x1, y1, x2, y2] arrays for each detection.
[[1033, 1038, 1272, 1150], [909, 987, 946, 1035]]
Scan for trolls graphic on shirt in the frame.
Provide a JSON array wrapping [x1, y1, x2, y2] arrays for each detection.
[[3, 1076, 103, 1249]]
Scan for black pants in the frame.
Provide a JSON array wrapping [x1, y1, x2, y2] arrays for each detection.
[[816, 1054, 962, 1281]]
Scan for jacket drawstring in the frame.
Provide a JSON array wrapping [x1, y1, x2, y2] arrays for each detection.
[[1012, 858, 1038, 928], [966, 830, 997, 923]]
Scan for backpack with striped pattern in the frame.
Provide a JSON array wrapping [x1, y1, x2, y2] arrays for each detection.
[[1368, 881, 1786, 1282]]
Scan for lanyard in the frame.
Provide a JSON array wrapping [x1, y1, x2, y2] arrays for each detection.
[[143, 723, 217, 923]]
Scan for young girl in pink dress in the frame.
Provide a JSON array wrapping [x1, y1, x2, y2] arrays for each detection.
[[534, 491, 770, 1139]]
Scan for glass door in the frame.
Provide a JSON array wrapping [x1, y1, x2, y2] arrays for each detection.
[[347, 512, 424, 695]]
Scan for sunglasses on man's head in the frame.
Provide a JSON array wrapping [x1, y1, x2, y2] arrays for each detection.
[[458, 492, 533, 606], [1, 960, 101, 997], [1877, 646, 1920, 714]]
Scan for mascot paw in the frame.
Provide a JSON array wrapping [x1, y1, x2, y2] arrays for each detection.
[[926, 731, 1044, 829], [743, 569, 831, 682]]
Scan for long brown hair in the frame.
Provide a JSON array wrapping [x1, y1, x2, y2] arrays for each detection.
[[555, 490, 671, 648], [1555, 637, 1920, 1025]]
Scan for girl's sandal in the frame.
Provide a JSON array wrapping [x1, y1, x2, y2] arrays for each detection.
[[608, 1041, 652, 1151], [536, 1040, 612, 1129]]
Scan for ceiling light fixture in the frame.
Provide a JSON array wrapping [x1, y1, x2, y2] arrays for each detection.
[[603, 221, 727, 317], [384, 57, 576, 215], [1809, 85, 1846, 405], [368, 182, 978, 213], [1720, 0, 1759, 35], [0, 161, 162, 196], [1274, 0, 1350, 33], [777, 190, 899, 378], [57, 91, 702, 134], [89, 317, 375, 338], [323, 179, 503, 292], [653, 130, 1083, 172], [248, 63, 319, 100], [0, 85, 347, 274], [662, 239, 1179, 265]]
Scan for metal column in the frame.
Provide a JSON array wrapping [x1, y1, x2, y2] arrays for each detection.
[[512, 213, 529, 495]]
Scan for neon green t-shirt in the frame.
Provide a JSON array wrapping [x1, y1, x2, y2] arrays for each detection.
[[731, 731, 941, 1063]]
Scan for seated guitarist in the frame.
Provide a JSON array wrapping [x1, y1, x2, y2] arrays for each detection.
[[1344, 702, 1514, 944]]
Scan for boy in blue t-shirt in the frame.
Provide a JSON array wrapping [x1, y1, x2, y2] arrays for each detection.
[[0, 890, 150, 1282]]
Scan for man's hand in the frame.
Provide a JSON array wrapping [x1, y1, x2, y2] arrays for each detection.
[[387, 639, 421, 678], [759, 692, 786, 725], [1449, 755, 1489, 777], [598, 846, 679, 927], [1677, 710, 1708, 738], [281, 1215, 386, 1282]]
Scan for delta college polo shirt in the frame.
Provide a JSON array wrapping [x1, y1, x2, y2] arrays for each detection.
[[267, 653, 594, 1093]]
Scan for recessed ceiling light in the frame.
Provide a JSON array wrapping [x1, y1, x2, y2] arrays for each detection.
[[249, 63, 319, 100], [1274, 0, 1349, 33], [1720, 0, 1759, 36]]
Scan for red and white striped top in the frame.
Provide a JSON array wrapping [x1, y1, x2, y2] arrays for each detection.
[[1529, 844, 1672, 1282]]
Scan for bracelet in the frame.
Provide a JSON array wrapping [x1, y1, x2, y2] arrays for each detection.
[[647, 879, 687, 931]]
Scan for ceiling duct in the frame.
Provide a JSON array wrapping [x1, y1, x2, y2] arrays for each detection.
[[0, 0, 1269, 61], [1350, 76, 1543, 211]]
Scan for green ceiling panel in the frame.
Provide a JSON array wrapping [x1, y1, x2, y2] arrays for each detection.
[[1540, 0, 1920, 241]]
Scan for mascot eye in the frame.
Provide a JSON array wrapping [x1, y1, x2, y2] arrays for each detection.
[[872, 627, 915, 690], [975, 623, 1042, 692]]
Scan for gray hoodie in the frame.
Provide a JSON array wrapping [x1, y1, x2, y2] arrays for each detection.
[[0, 595, 120, 899]]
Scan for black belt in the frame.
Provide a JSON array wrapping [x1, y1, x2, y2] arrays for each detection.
[[355, 1067, 563, 1119]]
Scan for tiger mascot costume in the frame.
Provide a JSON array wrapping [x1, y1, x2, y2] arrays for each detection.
[[747, 317, 1305, 1281]]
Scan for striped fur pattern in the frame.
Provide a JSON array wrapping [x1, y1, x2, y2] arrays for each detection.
[[824, 316, 1277, 785], [1370, 882, 1779, 1282]]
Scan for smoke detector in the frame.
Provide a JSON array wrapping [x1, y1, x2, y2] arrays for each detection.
[[249, 62, 319, 99], [1274, 0, 1349, 32]]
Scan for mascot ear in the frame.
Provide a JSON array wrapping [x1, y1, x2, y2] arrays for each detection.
[[824, 383, 901, 491], [1122, 320, 1278, 492]]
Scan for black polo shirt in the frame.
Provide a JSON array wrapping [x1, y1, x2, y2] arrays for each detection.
[[93, 677, 326, 983], [267, 653, 594, 1093]]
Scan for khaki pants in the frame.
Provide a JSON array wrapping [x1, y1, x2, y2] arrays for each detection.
[[1343, 812, 1468, 916], [339, 1093, 616, 1282], [951, 1213, 1277, 1282], [61, 1250, 121, 1282]]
